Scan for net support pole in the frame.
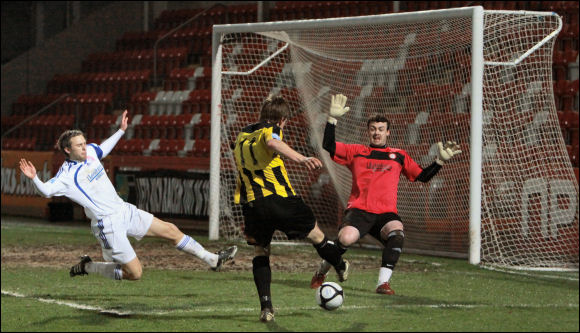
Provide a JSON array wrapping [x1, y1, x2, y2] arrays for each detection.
[[209, 34, 223, 240], [469, 6, 484, 265]]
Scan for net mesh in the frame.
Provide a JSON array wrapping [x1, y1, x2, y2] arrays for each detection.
[[216, 10, 578, 269], [480, 12, 578, 269]]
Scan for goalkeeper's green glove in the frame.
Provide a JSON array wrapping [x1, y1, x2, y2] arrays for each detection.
[[328, 94, 350, 125], [436, 141, 462, 165]]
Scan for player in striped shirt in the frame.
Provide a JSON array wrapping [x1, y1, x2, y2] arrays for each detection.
[[19, 110, 237, 282], [233, 95, 348, 322], [310, 94, 462, 295]]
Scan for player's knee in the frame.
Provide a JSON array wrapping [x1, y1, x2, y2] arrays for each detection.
[[381, 229, 405, 246], [338, 230, 358, 247], [380, 221, 404, 240], [167, 222, 181, 237], [124, 266, 143, 281]]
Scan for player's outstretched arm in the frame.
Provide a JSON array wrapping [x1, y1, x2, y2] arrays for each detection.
[[19, 158, 37, 179], [98, 110, 128, 159], [324, 94, 350, 157], [266, 138, 322, 171], [435, 141, 462, 165], [415, 141, 462, 182], [19, 158, 64, 198]]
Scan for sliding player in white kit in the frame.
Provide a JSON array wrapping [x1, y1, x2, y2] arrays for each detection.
[[19, 110, 237, 281]]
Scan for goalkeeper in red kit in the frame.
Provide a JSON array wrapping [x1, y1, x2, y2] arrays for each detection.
[[310, 94, 462, 295]]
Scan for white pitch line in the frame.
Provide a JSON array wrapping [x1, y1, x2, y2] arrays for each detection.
[[1, 290, 158, 316], [2, 289, 578, 317]]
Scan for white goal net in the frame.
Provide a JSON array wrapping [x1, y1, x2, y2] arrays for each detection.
[[210, 7, 578, 270]]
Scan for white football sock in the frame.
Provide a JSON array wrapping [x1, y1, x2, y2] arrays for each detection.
[[377, 267, 393, 286], [176, 235, 218, 267], [85, 262, 123, 280]]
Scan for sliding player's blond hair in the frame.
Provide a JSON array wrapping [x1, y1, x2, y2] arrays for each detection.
[[56, 129, 85, 158]]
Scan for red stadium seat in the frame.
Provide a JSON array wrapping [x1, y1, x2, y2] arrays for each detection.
[[192, 139, 211, 157], [567, 144, 579, 167], [150, 139, 185, 156]]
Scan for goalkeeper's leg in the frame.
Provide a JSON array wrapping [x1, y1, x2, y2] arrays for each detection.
[[376, 220, 404, 295]]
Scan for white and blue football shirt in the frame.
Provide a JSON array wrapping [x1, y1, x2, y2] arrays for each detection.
[[32, 130, 125, 220]]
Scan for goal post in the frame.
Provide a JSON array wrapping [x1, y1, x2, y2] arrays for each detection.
[[210, 7, 579, 271]]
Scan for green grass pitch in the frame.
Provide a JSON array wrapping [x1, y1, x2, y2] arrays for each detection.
[[1, 217, 578, 331]]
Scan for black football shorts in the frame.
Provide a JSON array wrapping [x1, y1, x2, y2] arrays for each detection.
[[242, 195, 316, 247], [341, 208, 401, 240]]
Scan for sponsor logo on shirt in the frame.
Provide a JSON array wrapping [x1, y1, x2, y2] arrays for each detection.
[[367, 162, 392, 172], [87, 166, 105, 182]]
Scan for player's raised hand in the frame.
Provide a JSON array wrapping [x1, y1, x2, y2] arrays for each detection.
[[328, 94, 350, 124], [436, 141, 462, 165], [120, 110, 129, 131], [19, 158, 37, 179], [301, 156, 323, 171]]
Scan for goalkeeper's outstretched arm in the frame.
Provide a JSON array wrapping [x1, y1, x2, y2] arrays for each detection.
[[415, 141, 462, 182], [323, 94, 350, 158], [323, 121, 336, 158]]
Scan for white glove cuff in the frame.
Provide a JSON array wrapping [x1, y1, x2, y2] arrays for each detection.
[[435, 158, 445, 166], [328, 116, 338, 125]]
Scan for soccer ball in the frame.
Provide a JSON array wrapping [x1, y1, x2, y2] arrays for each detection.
[[315, 282, 344, 311]]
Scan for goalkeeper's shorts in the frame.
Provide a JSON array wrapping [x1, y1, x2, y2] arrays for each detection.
[[242, 195, 316, 247], [341, 208, 401, 240]]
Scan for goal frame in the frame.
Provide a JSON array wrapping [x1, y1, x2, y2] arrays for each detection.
[[208, 6, 567, 268]]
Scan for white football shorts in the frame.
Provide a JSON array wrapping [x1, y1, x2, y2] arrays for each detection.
[[90, 202, 154, 264]]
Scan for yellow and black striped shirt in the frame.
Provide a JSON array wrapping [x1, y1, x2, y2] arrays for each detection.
[[233, 122, 296, 204]]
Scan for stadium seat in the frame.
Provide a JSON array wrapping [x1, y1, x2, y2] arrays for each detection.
[[194, 113, 211, 139], [192, 139, 211, 157], [114, 138, 152, 155], [182, 89, 211, 114], [560, 110, 579, 129], [150, 139, 185, 156], [133, 114, 156, 139], [2, 138, 16, 150], [172, 90, 192, 115], [567, 144, 579, 167], [132, 138, 152, 155], [149, 91, 166, 115], [130, 91, 157, 115], [3, 137, 36, 151], [158, 91, 177, 115]]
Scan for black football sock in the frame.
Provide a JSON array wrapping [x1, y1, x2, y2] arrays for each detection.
[[313, 236, 344, 267], [334, 239, 349, 271], [381, 230, 405, 269], [252, 256, 272, 310]]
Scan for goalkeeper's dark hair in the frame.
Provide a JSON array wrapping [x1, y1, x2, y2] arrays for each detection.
[[260, 94, 290, 123], [367, 114, 390, 130], [56, 129, 85, 158]]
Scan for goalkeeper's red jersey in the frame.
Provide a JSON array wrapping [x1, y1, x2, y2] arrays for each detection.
[[332, 142, 423, 214]]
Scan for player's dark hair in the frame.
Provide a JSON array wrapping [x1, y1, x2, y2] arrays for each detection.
[[56, 129, 85, 158], [260, 94, 290, 123], [367, 115, 390, 130]]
